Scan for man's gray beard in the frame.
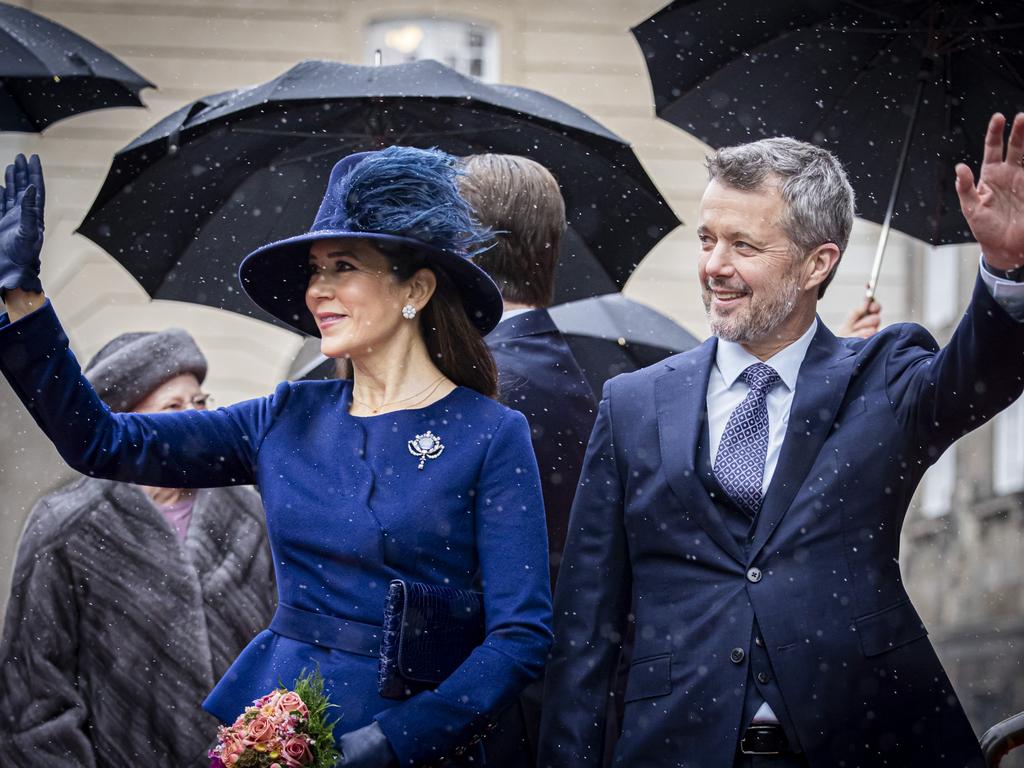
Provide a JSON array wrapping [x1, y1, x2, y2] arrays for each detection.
[[704, 273, 802, 343]]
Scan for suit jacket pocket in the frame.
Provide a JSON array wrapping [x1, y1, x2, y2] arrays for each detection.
[[624, 653, 672, 702], [855, 600, 928, 657]]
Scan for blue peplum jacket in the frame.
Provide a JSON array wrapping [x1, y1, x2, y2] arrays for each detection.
[[0, 302, 554, 767]]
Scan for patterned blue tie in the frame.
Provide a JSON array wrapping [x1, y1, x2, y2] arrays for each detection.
[[713, 363, 781, 517]]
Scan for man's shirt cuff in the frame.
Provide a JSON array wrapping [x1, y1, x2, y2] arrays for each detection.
[[979, 254, 1024, 322]]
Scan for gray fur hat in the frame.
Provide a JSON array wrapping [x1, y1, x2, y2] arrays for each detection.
[[84, 329, 208, 412]]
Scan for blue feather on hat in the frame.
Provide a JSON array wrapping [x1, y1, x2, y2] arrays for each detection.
[[330, 146, 491, 257], [239, 145, 505, 337]]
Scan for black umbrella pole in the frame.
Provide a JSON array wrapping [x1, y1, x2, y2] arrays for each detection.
[[865, 76, 927, 302]]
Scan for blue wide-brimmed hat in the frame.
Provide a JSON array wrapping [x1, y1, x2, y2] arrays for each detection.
[[239, 146, 503, 337]]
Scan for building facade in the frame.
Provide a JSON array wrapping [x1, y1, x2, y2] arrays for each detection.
[[903, 244, 1024, 754]]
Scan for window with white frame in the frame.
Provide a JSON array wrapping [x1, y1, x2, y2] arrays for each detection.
[[365, 18, 499, 82], [921, 444, 957, 518], [994, 395, 1024, 496], [923, 245, 960, 329]]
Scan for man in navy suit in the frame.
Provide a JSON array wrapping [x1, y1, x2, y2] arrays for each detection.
[[460, 153, 597, 767], [461, 153, 597, 588], [539, 114, 1024, 768]]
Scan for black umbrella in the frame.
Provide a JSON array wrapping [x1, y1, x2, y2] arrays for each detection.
[[0, 1, 152, 132], [548, 292, 700, 395], [77, 59, 679, 328], [632, 0, 1024, 297]]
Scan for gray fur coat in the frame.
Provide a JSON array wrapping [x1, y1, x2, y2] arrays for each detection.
[[0, 478, 277, 767]]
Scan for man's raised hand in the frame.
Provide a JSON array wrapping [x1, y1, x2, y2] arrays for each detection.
[[955, 113, 1024, 272]]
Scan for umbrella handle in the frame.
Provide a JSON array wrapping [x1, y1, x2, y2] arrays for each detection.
[[865, 224, 888, 302], [864, 70, 929, 303]]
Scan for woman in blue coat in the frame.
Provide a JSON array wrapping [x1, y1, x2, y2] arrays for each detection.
[[0, 148, 553, 767]]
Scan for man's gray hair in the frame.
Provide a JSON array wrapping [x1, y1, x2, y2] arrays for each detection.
[[706, 137, 855, 298]]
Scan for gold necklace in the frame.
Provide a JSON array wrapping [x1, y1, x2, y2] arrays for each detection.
[[351, 375, 448, 415]]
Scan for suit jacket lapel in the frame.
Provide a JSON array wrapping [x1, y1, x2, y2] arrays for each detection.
[[748, 321, 856, 562], [655, 338, 746, 565]]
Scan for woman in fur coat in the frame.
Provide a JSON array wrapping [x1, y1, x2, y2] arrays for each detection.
[[0, 329, 276, 767]]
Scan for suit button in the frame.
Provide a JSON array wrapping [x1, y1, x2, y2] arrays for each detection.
[[746, 567, 762, 583], [757, 671, 771, 685], [730, 647, 745, 663], [755, 635, 765, 648]]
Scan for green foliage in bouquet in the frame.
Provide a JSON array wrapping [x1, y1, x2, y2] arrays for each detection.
[[293, 669, 340, 768]]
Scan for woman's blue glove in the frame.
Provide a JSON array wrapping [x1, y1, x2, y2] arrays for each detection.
[[336, 721, 398, 768], [0, 154, 45, 295]]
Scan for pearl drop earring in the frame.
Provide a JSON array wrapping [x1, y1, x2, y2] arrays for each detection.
[[402, 304, 417, 320]]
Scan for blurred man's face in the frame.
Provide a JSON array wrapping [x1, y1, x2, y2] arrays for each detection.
[[697, 179, 805, 345], [134, 373, 209, 414]]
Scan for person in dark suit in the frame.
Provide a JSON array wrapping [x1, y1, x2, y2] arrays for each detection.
[[460, 153, 597, 589], [459, 154, 597, 767], [539, 113, 1024, 768]]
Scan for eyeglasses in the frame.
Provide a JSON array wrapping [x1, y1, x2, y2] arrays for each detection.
[[191, 393, 214, 409], [160, 393, 215, 412]]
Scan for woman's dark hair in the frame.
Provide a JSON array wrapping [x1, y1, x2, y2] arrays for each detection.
[[384, 246, 498, 399]]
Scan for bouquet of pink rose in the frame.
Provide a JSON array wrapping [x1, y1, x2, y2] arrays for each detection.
[[209, 669, 339, 768]]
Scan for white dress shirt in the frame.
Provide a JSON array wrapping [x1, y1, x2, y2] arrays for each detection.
[[499, 307, 533, 324], [707, 318, 818, 496], [979, 255, 1024, 321]]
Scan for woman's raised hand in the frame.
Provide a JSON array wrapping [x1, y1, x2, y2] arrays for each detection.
[[0, 154, 45, 296]]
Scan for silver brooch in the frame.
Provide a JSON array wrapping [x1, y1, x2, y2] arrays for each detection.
[[408, 431, 444, 470]]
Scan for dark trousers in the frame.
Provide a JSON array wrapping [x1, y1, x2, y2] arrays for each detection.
[[481, 678, 542, 767]]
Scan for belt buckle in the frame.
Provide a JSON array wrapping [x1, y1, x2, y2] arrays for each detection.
[[740, 724, 784, 756]]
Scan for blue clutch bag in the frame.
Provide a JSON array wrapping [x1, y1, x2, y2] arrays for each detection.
[[378, 579, 485, 699]]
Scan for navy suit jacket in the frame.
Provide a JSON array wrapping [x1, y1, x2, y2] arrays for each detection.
[[539, 276, 1024, 768], [487, 309, 597, 586]]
